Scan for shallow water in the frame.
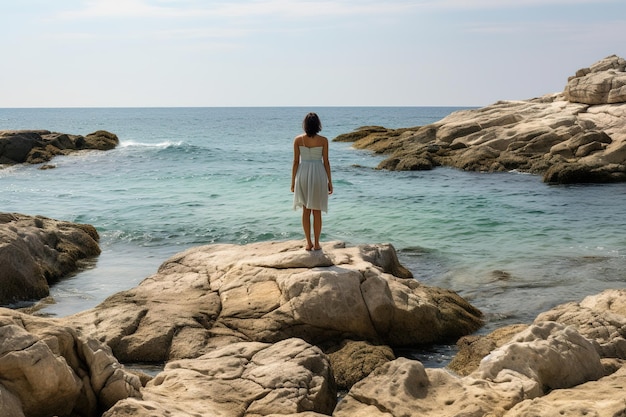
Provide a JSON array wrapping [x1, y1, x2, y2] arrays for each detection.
[[1, 107, 625, 360]]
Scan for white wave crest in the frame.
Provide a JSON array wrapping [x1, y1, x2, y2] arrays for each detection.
[[119, 140, 184, 149]]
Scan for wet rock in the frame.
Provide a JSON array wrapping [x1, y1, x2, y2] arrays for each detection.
[[0, 212, 101, 305], [326, 340, 395, 390], [0, 129, 118, 165]]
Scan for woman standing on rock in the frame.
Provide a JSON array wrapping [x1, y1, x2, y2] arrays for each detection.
[[291, 112, 333, 251]]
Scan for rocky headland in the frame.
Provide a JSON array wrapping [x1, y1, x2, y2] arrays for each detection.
[[0, 130, 119, 166], [2, 226, 626, 416], [334, 55, 626, 184]]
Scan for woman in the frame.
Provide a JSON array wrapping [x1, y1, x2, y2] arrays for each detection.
[[291, 112, 333, 251]]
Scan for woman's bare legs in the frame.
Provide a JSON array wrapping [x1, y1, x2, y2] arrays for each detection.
[[312, 210, 322, 250], [302, 207, 323, 250], [302, 207, 313, 250]]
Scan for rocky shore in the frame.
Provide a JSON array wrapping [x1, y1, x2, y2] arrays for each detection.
[[334, 55, 626, 184], [0, 213, 101, 306], [2, 218, 626, 416], [3, 56, 626, 414], [0, 129, 119, 166]]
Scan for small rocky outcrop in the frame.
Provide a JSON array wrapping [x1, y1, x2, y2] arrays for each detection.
[[0, 308, 142, 417], [335, 55, 626, 184], [0, 213, 101, 306], [334, 290, 626, 416], [0, 129, 119, 166], [64, 240, 484, 363]]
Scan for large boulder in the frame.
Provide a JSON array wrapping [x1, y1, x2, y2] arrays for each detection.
[[473, 321, 605, 396], [335, 55, 626, 184], [0, 308, 142, 417], [64, 240, 484, 363], [564, 54, 626, 104], [450, 289, 626, 379], [534, 289, 626, 358], [104, 338, 336, 417], [0, 213, 101, 305], [0, 129, 119, 165]]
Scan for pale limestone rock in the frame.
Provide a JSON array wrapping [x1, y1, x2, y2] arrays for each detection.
[[329, 291, 626, 417], [0, 212, 101, 305], [335, 56, 626, 183], [334, 357, 523, 417], [104, 338, 336, 417], [535, 289, 626, 358], [474, 321, 605, 395], [335, 321, 609, 417], [0, 308, 141, 417], [504, 365, 626, 417], [565, 55, 626, 104], [580, 288, 626, 316], [65, 240, 483, 363]]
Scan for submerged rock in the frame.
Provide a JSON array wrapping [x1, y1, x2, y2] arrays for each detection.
[[0, 129, 119, 165], [0, 212, 101, 305], [335, 55, 626, 184]]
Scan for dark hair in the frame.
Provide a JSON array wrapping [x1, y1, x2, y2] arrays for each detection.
[[302, 112, 322, 137]]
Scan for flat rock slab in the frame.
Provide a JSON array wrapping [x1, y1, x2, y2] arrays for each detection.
[[65, 240, 483, 363]]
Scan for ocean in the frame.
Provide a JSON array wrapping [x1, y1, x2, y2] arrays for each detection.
[[1, 107, 625, 364]]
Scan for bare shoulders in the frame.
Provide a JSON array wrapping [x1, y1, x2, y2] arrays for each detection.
[[296, 134, 327, 148]]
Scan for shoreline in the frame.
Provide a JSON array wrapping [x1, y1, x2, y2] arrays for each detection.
[[3, 235, 626, 416]]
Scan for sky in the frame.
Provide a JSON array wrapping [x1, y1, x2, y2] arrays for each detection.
[[1, 0, 624, 107]]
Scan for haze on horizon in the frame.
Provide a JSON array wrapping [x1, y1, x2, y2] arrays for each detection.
[[1, 0, 624, 108]]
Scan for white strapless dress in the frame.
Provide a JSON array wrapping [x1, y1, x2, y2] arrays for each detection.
[[293, 146, 329, 212]]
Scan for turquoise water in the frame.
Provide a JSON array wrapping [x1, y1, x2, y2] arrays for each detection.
[[1, 107, 625, 341]]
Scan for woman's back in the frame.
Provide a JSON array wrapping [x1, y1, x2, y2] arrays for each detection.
[[298, 145, 323, 161]]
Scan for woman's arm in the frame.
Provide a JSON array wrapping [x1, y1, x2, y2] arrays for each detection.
[[322, 138, 333, 195], [291, 137, 300, 192]]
